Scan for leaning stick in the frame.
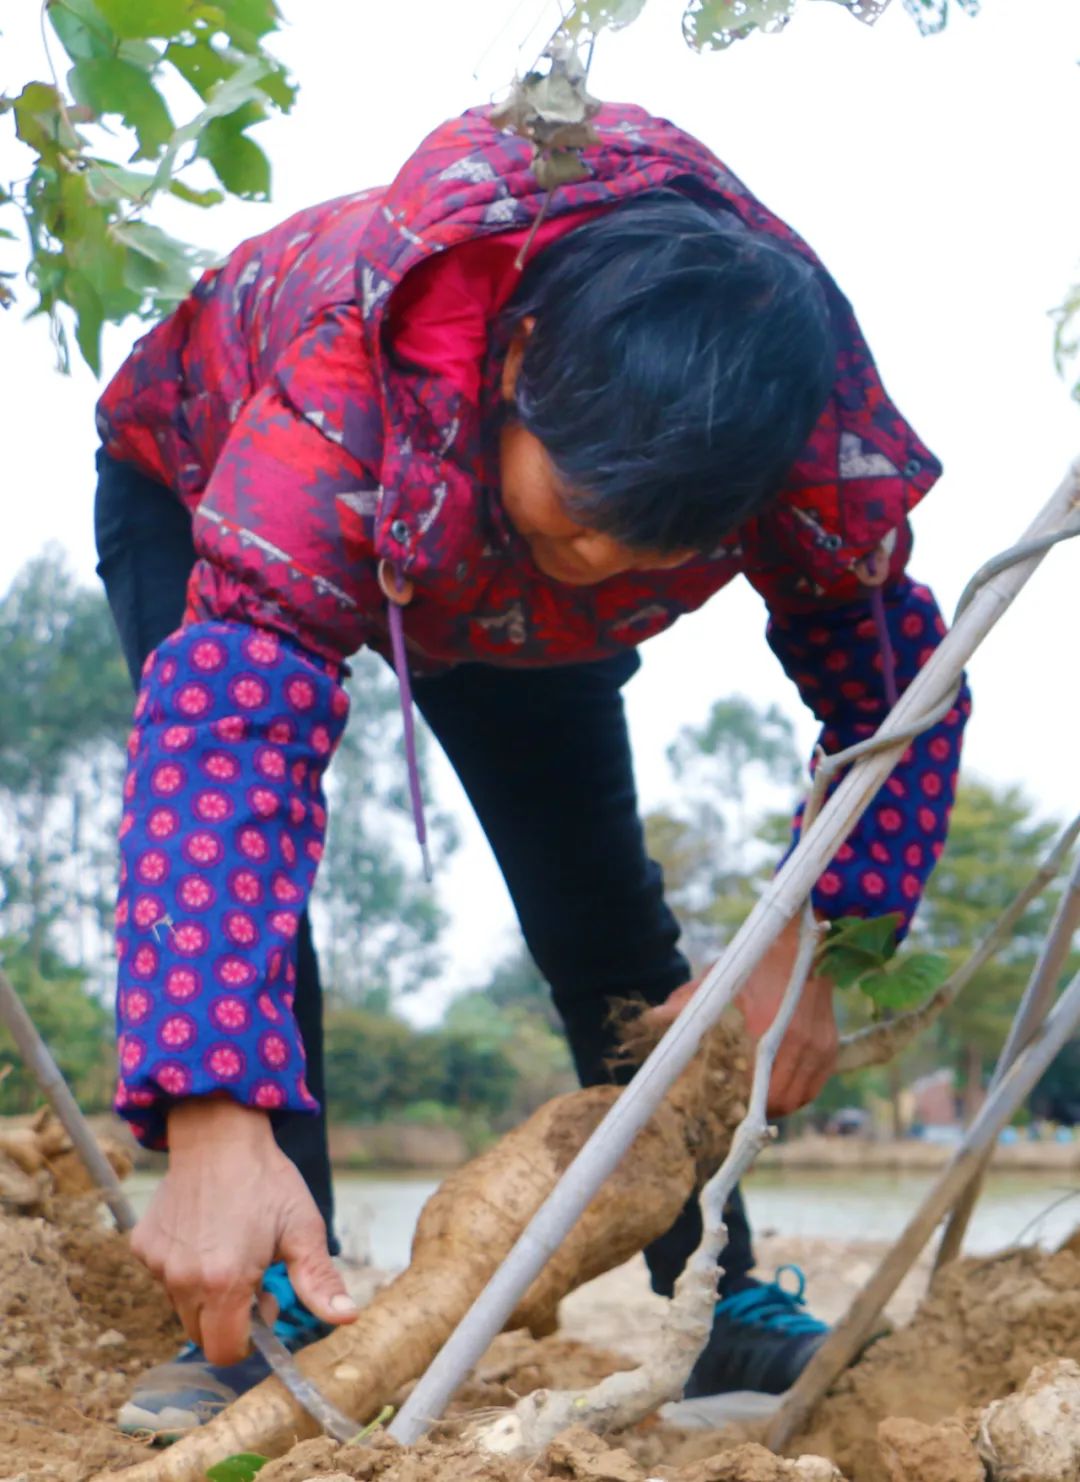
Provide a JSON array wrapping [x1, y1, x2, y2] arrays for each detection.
[[933, 847, 1080, 1270], [0, 961, 136, 1233], [767, 959, 1080, 1453], [388, 461, 1080, 1447], [837, 812, 1080, 1073]]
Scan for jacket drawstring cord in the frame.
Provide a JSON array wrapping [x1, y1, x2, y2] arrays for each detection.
[[381, 561, 432, 883]]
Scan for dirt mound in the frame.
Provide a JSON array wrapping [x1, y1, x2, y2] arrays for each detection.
[[0, 1200, 179, 1480], [791, 1243, 1080, 1482], [5, 1185, 1080, 1482], [0, 1111, 133, 1215], [253, 1426, 840, 1482]]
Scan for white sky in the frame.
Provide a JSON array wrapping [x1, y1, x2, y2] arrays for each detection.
[[2, 0, 1079, 1021]]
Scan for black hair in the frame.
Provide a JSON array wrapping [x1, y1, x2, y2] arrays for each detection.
[[504, 190, 837, 554]]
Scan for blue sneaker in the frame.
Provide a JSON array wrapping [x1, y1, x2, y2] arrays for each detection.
[[682, 1266, 829, 1401], [118, 1264, 331, 1439]]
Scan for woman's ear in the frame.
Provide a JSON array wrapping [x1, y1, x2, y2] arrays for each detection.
[[500, 316, 536, 402]]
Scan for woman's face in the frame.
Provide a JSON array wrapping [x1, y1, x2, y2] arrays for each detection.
[[498, 323, 695, 588]]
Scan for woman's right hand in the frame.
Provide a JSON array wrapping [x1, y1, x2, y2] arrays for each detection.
[[130, 1097, 358, 1365]]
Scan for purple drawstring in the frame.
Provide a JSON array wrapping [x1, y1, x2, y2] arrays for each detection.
[[385, 580, 433, 883]]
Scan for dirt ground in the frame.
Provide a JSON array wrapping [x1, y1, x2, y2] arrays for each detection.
[[3, 1191, 1080, 1482]]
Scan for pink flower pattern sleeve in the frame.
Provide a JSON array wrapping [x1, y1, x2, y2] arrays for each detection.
[[113, 621, 349, 1148], [767, 577, 971, 938]]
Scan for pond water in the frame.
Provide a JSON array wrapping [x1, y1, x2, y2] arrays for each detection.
[[126, 1165, 1080, 1271]]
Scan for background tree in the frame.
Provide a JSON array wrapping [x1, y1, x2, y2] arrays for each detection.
[[0, 939, 115, 1114], [0, 548, 131, 976], [649, 693, 803, 966], [914, 781, 1066, 1112], [444, 967, 577, 1127], [316, 651, 458, 1004]]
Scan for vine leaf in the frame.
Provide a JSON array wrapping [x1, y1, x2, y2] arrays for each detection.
[[68, 58, 175, 159], [91, 0, 201, 38], [857, 951, 951, 1013], [205, 1454, 269, 1482], [819, 912, 902, 989], [818, 910, 949, 1019]]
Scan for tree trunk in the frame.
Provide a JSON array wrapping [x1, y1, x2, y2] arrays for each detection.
[[887, 1057, 905, 1140], [962, 1041, 983, 1122]]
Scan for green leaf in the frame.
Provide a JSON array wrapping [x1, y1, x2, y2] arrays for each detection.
[[66, 268, 105, 373], [92, 0, 196, 38], [85, 159, 157, 204], [68, 58, 175, 158], [149, 52, 272, 191], [9, 82, 84, 157], [568, 0, 649, 33], [114, 219, 212, 305], [859, 952, 950, 1013], [212, 0, 281, 43], [164, 36, 235, 99], [197, 109, 270, 199], [47, 0, 118, 62], [168, 177, 224, 206], [205, 1453, 269, 1482], [683, 0, 797, 50], [825, 913, 901, 962]]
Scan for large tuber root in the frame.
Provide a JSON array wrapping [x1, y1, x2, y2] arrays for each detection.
[[94, 1015, 751, 1482]]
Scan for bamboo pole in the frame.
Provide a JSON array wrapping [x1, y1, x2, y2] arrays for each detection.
[[933, 849, 1080, 1270], [388, 461, 1080, 1447], [0, 962, 136, 1233], [766, 961, 1080, 1452]]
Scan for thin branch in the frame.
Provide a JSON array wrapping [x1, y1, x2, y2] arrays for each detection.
[[38, 1, 79, 148], [837, 812, 1080, 1072]]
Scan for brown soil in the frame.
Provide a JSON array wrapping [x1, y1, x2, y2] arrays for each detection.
[[251, 1427, 838, 1482], [0, 1199, 178, 1480], [6, 1131, 1080, 1482], [790, 1243, 1080, 1482]]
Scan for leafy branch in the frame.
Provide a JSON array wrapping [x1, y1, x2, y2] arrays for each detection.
[[0, 0, 296, 372], [820, 910, 950, 1015], [561, 0, 981, 55]]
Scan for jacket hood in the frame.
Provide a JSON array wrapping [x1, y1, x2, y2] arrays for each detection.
[[343, 103, 941, 609]]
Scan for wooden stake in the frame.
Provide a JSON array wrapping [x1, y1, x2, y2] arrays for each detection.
[[0, 963, 136, 1233], [934, 849, 1080, 1270], [766, 962, 1080, 1453]]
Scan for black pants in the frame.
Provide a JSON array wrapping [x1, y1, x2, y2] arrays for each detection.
[[94, 450, 754, 1296]]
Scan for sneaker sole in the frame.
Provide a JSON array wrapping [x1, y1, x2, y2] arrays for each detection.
[[659, 1390, 786, 1428], [117, 1399, 204, 1442]]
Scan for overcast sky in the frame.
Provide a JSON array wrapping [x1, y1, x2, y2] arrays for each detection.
[[2, 0, 1078, 1019]]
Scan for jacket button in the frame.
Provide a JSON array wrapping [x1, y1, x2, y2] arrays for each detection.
[[390, 519, 410, 544], [904, 457, 922, 478]]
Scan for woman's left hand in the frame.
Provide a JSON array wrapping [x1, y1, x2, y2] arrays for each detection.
[[650, 916, 837, 1117]]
